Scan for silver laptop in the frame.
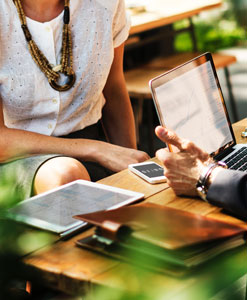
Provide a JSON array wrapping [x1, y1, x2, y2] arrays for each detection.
[[149, 52, 247, 171]]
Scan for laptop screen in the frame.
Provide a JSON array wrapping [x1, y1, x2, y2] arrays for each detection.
[[150, 52, 235, 156]]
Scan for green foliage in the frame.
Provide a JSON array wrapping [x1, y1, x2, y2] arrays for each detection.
[[84, 244, 247, 300], [0, 169, 53, 299], [174, 8, 245, 53], [174, 32, 193, 52], [174, 22, 244, 53]]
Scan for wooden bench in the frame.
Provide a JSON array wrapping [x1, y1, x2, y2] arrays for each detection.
[[125, 52, 237, 154]]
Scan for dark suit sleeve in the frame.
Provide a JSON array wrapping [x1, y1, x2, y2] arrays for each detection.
[[207, 168, 247, 218]]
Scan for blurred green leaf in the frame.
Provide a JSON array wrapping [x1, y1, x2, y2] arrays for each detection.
[[174, 3, 245, 53]]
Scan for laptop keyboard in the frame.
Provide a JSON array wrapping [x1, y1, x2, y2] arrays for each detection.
[[224, 147, 247, 171]]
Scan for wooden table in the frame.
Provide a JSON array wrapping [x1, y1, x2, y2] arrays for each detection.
[[23, 119, 247, 298], [128, 0, 222, 36]]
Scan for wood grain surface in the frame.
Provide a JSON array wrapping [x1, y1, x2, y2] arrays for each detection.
[[22, 119, 247, 297]]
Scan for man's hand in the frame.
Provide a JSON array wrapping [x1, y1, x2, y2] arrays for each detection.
[[155, 126, 212, 196]]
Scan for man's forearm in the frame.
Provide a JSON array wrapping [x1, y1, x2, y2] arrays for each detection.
[[207, 168, 247, 218]]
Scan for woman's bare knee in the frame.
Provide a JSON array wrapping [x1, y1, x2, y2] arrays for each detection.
[[33, 157, 90, 195]]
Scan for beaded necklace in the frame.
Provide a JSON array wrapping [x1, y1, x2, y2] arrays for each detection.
[[13, 0, 76, 92]]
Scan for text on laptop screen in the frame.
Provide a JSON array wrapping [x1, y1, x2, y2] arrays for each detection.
[[153, 60, 233, 154]]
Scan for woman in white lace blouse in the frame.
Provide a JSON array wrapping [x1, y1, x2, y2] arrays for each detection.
[[0, 0, 149, 199]]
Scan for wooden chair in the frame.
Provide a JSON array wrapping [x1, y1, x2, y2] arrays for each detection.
[[125, 51, 237, 155]]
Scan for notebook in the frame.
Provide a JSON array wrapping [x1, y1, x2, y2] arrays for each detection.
[[7, 180, 144, 239], [149, 52, 247, 171], [75, 202, 246, 276]]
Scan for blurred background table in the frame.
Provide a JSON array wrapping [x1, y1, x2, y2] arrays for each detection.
[[127, 0, 222, 35], [124, 0, 239, 156]]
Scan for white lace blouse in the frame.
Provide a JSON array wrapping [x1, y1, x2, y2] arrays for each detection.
[[0, 0, 130, 136]]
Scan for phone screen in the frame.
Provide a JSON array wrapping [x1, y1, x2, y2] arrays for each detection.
[[132, 163, 164, 178]]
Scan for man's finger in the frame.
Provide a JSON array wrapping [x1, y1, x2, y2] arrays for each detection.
[[155, 148, 169, 164], [155, 126, 209, 161], [155, 126, 184, 151], [180, 140, 209, 161]]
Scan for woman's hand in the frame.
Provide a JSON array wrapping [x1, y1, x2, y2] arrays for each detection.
[[95, 142, 150, 173], [155, 126, 212, 196]]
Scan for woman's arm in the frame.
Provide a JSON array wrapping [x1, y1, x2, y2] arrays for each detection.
[[0, 98, 96, 162], [0, 98, 148, 172], [102, 43, 137, 149]]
